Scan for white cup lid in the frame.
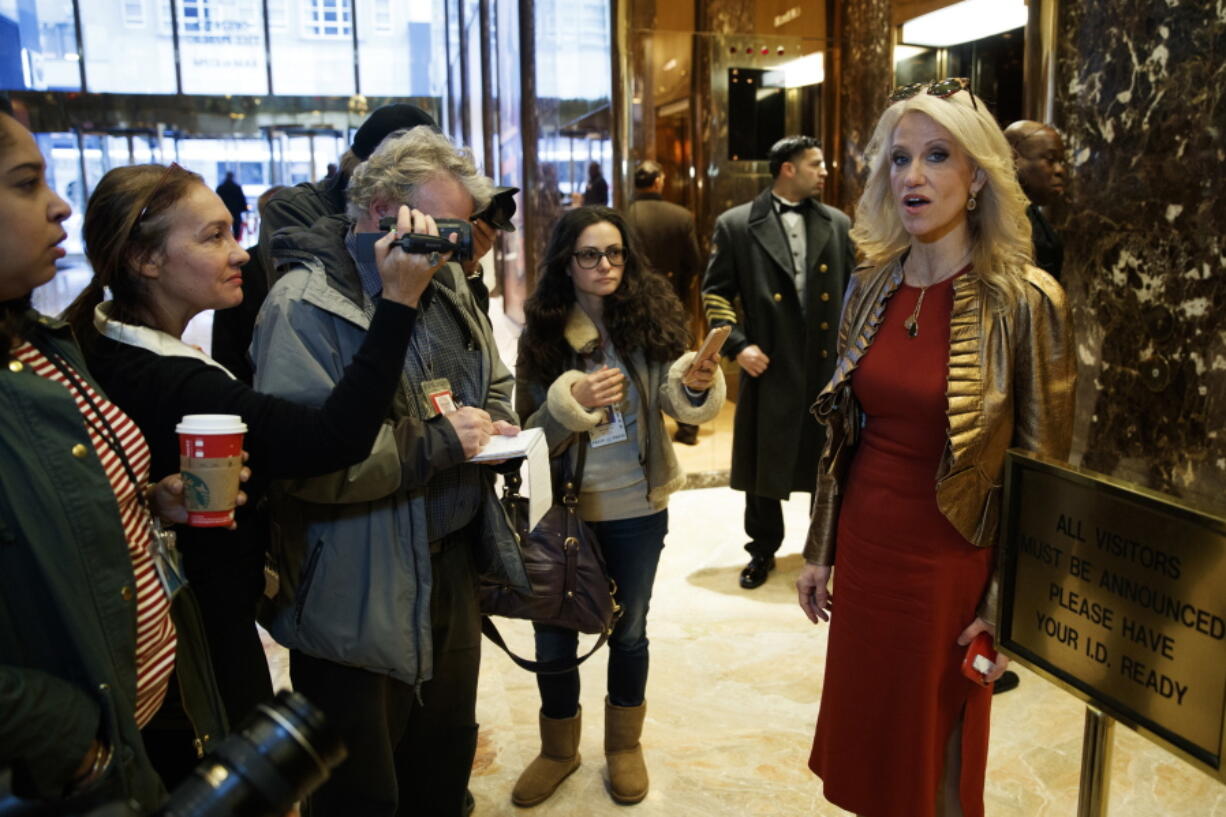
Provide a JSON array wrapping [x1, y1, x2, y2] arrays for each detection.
[[176, 414, 248, 435]]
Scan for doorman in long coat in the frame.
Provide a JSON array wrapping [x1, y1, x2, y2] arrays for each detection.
[[702, 135, 854, 589]]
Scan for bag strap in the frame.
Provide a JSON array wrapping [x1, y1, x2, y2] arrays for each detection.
[[502, 470, 523, 499], [483, 429, 608, 672], [488, 431, 608, 675], [480, 616, 609, 675], [502, 432, 587, 507], [563, 431, 588, 498]]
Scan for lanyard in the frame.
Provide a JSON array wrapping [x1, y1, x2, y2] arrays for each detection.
[[31, 339, 147, 511], [409, 296, 436, 379], [30, 338, 187, 598]]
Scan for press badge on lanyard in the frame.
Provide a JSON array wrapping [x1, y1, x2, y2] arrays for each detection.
[[589, 405, 628, 448], [421, 377, 457, 418]]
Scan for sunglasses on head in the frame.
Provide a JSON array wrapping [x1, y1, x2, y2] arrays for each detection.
[[129, 162, 184, 238], [889, 77, 978, 112]]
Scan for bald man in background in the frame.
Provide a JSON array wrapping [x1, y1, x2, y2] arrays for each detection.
[[997, 120, 1068, 698], [1005, 120, 1066, 282]]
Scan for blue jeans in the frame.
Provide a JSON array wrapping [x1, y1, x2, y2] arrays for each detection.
[[534, 509, 668, 719]]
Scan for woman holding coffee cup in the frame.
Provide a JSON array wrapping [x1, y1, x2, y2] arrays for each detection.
[[0, 103, 228, 812], [62, 162, 446, 783]]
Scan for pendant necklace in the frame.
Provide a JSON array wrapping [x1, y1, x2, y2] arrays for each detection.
[[902, 252, 972, 338]]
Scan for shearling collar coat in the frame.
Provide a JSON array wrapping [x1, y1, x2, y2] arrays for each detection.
[[514, 305, 726, 510]]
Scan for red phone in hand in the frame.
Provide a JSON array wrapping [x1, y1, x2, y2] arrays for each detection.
[[960, 631, 998, 687]]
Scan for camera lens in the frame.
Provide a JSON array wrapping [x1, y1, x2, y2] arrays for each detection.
[[159, 691, 345, 817]]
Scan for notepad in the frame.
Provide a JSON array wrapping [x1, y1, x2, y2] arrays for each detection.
[[469, 426, 544, 462], [470, 427, 552, 531]]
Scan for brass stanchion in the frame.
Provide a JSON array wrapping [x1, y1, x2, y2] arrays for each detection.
[[1077, 706, 1114, 817]]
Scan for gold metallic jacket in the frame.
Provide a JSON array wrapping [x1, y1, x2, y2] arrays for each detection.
[[803, 257, 1075, 622]]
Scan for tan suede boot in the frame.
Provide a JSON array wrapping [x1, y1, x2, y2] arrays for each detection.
[[511, 709, 582, 807], [604, 698, 648, 804]]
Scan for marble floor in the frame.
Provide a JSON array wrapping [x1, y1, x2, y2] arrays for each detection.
[[43, 259, 1219, 814], [264, 486, 1224, 817]]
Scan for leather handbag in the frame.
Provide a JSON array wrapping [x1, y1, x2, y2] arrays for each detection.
[[479, 435, 622, 674]]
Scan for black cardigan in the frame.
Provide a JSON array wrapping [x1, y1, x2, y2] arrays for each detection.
[[83, 298, 416, 571]]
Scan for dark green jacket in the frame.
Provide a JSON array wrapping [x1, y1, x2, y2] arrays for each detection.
[[0, 314, 226, 813]]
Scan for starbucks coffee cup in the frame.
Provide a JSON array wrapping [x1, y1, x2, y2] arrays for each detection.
[[176, 414, 247, 527]]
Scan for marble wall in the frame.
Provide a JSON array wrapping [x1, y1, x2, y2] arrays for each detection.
[[830, 0, 892, 214], [1055, 0, 1225, 514]]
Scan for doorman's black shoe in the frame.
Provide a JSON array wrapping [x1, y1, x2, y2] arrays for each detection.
[[992, 670, 1020, 695], [739, 555, 776, 589]]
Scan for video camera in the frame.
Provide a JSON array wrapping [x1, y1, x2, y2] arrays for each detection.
[[0, 691, 344, 817], [355, 185, 519, 265]]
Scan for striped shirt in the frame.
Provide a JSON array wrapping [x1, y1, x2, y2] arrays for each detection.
[[14, 343, 177, 727]]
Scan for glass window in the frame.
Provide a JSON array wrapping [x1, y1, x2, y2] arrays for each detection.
[[124, 0, 147, 27], [464, 0, 483, 169], [0, 0, 82, 91], [175, 136, 272, 238], [536, 0, 610, 103], [34, 133, 86, 256], [357, 0, 442, 97], [177, 0, 269, 95], [494, 0, 526, 320], [445, 0, 461, 139], [303, 0, 351, 37], [267, 0, 289, 30], [534, 0, 612, 199], [81, 0, 176, 93], [270, 0, 354, 95], [373, 0, 392, 33]]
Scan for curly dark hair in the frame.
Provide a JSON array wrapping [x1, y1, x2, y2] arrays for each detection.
[[518, 206, 690, 384]]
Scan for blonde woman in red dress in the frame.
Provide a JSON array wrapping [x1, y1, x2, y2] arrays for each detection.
[[796, 79, 1075, 817]]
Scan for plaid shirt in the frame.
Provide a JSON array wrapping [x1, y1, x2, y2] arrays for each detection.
[[349, 232, 483, 540]]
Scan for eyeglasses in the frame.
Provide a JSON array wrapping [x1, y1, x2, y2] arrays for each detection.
[[889, 77, 978, 112], [572, 246, 627, 269], [129, 162, 183, 238]]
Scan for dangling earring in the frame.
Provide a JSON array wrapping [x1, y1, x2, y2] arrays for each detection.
[[966, 192, 978, 211]]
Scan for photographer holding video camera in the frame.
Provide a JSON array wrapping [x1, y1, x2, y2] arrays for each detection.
[[250, 125, 529, 817], [258, 103, 516, 314]]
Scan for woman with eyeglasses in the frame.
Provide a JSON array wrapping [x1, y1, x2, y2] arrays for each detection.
[[795, 79, 1075, 817], [511, 206, 724, 807], [61, 162, 446, 785], [0, 105, 230, 811]]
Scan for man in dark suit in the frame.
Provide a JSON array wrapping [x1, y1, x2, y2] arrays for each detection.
[[216, 171, 248, 240], [627, 160, 705, 444], [1005, 120, 1066, 281], [702, 135, 853, 589]]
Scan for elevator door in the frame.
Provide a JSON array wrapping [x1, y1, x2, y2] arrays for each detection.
[[655, 99, 695, 211]]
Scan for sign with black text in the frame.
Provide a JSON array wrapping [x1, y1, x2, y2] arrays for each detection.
[[999, 451, 1226, 782]]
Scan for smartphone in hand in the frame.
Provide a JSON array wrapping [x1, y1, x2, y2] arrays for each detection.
[[686, 325, 731, 378]]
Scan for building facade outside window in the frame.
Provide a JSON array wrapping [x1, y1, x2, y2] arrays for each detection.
[[303, 0, 352, 38]]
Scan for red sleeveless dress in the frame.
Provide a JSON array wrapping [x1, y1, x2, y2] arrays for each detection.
[[809, 274, 994, 817]]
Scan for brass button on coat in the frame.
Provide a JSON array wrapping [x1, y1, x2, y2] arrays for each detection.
[[8, 360, 23, 373], [821, 292, 831, 302], [120, 586, 133, 601], [773, 293, 782, 302], [821, 349, 829, 358], [71, 444, 89, 459], [820, 321, 830, 330], [820, 263, 828, 272]]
